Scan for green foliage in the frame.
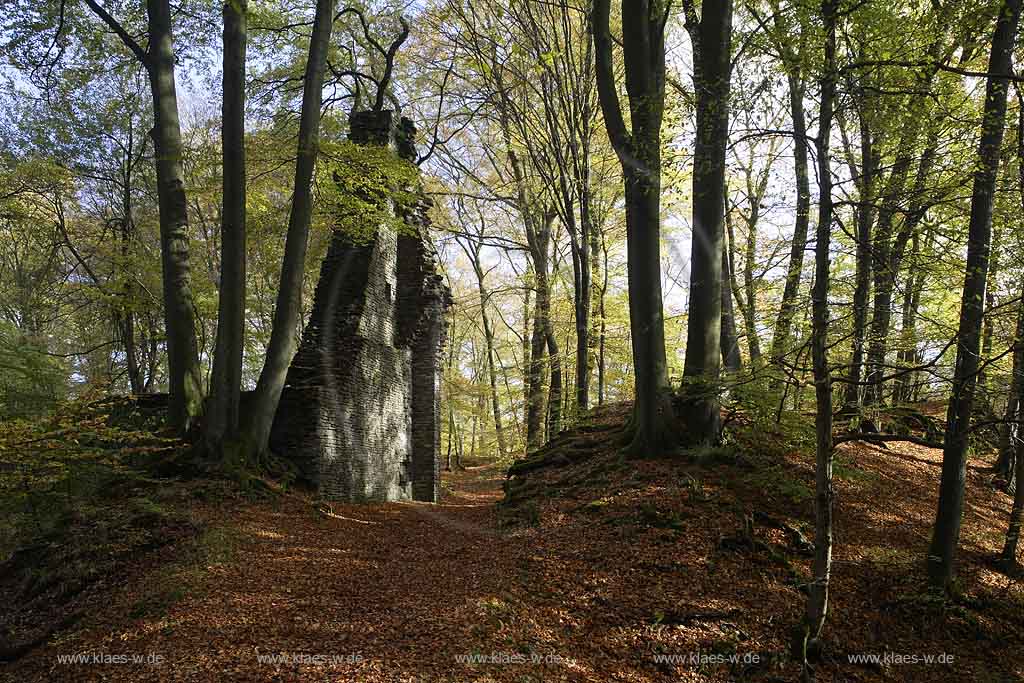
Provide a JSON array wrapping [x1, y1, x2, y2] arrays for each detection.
[[0, 392, 181, 555], [722, 373, 816, 459], [0, 320, 66, 418], [317, 140, 420, 244]]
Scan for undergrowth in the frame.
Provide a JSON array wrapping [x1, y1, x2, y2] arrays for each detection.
[[0, 392, 184, 559], [0, 392, 248, 655]]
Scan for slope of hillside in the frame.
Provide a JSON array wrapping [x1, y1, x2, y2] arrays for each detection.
[[3, 401, 1022, 682], [498, 402, 1024, 682]]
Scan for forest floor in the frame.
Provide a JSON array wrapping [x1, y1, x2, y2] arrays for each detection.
[[3, 402, 1024, 682]]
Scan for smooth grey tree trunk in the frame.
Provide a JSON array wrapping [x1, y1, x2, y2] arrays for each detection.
[[246, 0, 335, 457], [145, 0, 205, 431], [1001, 264, 1024, 562], [721, 235, 742, 372], [546, 318, 563, 437], [531, 0, 596, 417], [520, 214, 556, 452], [681, 0, 733, 445], [84, 0, 205, 431], [978, 223, 1003, 391], [118, 185, 143, 395], [540, 222, 563, 437], [997, 98, 1024, 490], [589, 210, 603, 406], [598, 235, 609, 405], [771, 71, 811, 367], [526, 300, 547, 450], [997, 296, 1024, 492], [863, 144, 918, 406], [206, 0, 248, 453], [463, 239, 508, 458], [739, 179, 762, 365], [928, 0, 1022, 591], [894, 229, 925, 404], [1001, 430, 1024, 564], [571, 204, 592, 414], [842, 109, 876, 410], [804, 0, 836, 663], [536, 47, 595, 415], [594, 0, 679, 456], [496, 115, 554, 452], [525, 276, 547, 452]]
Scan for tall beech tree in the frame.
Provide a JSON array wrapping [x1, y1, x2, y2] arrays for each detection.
[[593, 0, 680, 456], [928, 0, 1023, 591], [838, 96, 877, 410], [245, 0, 336, 458], [757, 0, 812, 369], [681, 0, 733, 445], [455, 204, 509, 459], [720, 237, 742, 372], [438, 0, 567, 450], [1001, 278, 1024, 567], [803, 0, 837, 667], [864, 131, 939, 406], [204, 0, 248, 454], [727, 135, 778, 368], [81, 0, 204, 431], [996, 93, 1024, 491], [861, 5, 962, 406], [511, 0, 599, 415], [893, 226, 933, 405]]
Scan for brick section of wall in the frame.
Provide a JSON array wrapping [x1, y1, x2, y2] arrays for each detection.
[[399, 197, 450, 503], [269, 109, 450, 503], [410, 280, 447, 502]]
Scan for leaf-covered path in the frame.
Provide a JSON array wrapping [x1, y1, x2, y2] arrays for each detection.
[[9, 466, 551, 682], [6, 405, 1024, 683]]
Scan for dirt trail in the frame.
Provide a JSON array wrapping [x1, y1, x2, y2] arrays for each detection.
[[6, 466, 554, 682], [6, 414, 1024, 683]]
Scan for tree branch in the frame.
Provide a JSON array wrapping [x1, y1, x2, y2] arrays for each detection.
[[591, 0, 633, 162], [82, 0, 149, 66]]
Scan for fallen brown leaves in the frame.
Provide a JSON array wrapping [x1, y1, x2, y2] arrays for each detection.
[[4, 402, 1024, 683]]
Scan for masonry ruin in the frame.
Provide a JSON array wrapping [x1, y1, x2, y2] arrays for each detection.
[[270, 110, 450, 503]]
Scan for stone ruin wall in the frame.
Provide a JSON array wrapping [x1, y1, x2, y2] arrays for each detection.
[[269, 110, 449, 503], [405, 230, 448, 504]]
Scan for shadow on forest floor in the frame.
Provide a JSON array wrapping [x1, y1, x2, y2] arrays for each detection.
[[3, 401, 1024, 682]]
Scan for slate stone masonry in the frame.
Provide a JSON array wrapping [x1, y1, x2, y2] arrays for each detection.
[[269, 110, 450, 503]]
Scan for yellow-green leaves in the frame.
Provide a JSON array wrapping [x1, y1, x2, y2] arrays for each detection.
[[317, 140, 420, 244]]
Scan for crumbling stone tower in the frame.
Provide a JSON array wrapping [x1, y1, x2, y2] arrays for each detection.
[[270, 110, 450, 503]]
